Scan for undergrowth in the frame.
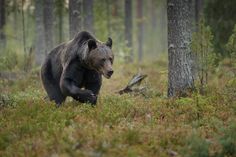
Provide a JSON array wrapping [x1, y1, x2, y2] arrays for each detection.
[[0, 59, 236, 157]]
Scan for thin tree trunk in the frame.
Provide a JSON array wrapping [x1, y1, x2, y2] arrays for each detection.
[[58, 0, 64, 43], [0, 0, 6, 49], [111, 0, 118, 17], [69, 0, 82, 39], [137, 0, 144, 62], [195, 0, 203, 25], [106, 0, 111, 37], [83, 0, 94, 34], [125, 0, 133, 60], [150, 0, 157, 56], [13, 0, 18, 36], [167, 0, 195, 97], [161, 0, 167, 53], [192, 0, 204, 82], [26, 1, 31, 43], [44, 0, 54, 53], [151, 0, 157, 30], [35, 0, 46, 65], [21, 0, 26, 64]]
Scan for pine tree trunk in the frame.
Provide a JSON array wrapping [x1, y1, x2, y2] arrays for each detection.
[[106, 0, 111, 36], [192, 0, 204, 80], [125, 0, 133, 60], [69, 0, 82, 39], [195, 0, 203, 24], [111, 1, 118, 17], [21, 0, 26, 58], [151, 0, 157, 30], [0, 0, 6, 49], [83, 0, 94, 34], [44, 0, 54, 53], [161, 0, 167, 53], [35, 0, 46, 65], [13, 0, 18, 35], [167, 0, 195, 97], [137, 0, 144, 62], [150, 0, 157, 56], [58, 0, 64, 43]]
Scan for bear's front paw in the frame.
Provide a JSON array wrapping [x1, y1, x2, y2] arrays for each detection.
[[78, 90, 97, 105]]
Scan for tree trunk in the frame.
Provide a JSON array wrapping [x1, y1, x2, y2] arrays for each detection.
[[106, 0, 111, 36], [83, 0, 94, 34], [21, 0, 26, 60], [192, 0, 204, 80], [69, 0, 82, 39], [137, 0, 144, 62], [125, 0, 133, 60], [161, 0, 168, 53], [0, 0, 6, 49], [151, 0, 157, 30], [149, 0, 157, 56], [57, 0, 64, 43], [44, 0, 54, 53], [13, 0, 18, 35], [167, 0, 195, 97], [35, 0, 46, 65], [111, 0, 118, 17], [195, 0, 203, 24]]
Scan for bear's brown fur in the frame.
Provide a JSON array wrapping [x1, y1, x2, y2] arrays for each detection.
[[41, 31, 114, 105]]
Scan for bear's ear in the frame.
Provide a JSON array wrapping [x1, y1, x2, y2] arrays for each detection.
[[88, 39, 97, 51], [106, 37, 112, 49]]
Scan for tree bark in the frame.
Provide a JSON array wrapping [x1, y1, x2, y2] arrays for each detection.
[[83, 0, 94, 34], [0, 0, 6, 49], [35, 0, 46, 65], [69, 0, 82, 39], [167, 0, 195, 97], [137, 0, 144, 62], [44, 0, 54, 53], [125, 0, 133, 60]]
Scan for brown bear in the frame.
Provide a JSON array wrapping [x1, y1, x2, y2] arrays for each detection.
[[41, 31, 114, 106]]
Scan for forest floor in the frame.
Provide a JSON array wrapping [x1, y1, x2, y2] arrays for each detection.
[[0, 58, 236, 157]]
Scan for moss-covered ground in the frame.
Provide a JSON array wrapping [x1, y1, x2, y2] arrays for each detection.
[[0, 59, 236, 157]]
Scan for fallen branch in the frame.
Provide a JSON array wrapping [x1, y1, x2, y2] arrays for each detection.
[[118, 73, 147, 95]]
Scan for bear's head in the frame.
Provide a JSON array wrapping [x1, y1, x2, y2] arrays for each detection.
[[86, 38, 114, 79]]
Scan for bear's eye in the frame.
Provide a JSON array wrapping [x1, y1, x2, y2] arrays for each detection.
[[109, 57, 113, 63], [101, 58, 106, 63]]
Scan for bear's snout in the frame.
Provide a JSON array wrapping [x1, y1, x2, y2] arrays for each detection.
[[103, 69, 114, 79], [107, 70, 114, 77]]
